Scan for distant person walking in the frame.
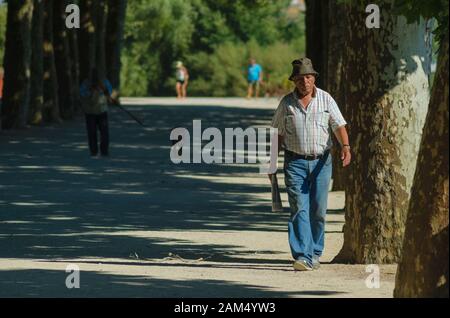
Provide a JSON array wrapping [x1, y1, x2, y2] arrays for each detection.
[[175, 61, 189, 99], [247, 58, 263, 99], [80, 68, 113, 157]]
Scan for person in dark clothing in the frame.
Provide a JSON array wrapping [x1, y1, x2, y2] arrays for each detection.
[[80, 69, 113, 157]]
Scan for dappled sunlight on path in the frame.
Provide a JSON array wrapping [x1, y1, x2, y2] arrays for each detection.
[[0, 98, 396, 297]]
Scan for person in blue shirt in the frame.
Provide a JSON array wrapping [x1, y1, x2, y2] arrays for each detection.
[[80, 68, 113, 157], [247, 58, 263, 99]]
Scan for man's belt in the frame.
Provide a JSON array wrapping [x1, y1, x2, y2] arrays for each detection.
[[285, 149, 330, 161]]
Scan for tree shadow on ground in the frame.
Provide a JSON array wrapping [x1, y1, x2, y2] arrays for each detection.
[[0, 268, 348, 298], [0, 102, 345, 297]]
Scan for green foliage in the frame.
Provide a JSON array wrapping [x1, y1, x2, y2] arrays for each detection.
[[121, 0, 306, 96], [394, 0, 449, 44], [121, 0, 195, 96], [186, 40, 299, 97], [189, 0, 234, 52], [0, 3, 7, 66], [202, 0, 289, 44], [339, 0, 448, 44]]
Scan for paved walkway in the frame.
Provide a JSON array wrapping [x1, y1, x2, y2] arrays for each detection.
[[0, 98, 396, 297]]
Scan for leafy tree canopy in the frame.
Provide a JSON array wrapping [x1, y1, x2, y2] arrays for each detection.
[[121, 0, 305, 96]]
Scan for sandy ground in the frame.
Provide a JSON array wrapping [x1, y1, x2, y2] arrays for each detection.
[[0, 97, 396, 297]]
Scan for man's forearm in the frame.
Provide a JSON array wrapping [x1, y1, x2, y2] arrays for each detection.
[[334, 126, 349, 147]]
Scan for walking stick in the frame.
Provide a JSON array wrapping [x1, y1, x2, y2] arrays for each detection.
[[110, 99, 146, 127]]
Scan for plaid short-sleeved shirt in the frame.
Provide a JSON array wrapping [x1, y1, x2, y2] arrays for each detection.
[[271, 87, 347, 156]]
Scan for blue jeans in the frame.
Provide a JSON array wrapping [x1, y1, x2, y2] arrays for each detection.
[[284, 150, 332, 266]]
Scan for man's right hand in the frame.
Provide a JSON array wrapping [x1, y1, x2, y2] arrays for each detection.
[[341, 146, 351, 167]]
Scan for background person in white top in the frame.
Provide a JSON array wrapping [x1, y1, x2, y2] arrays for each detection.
[[270, 57, 351, 271], [175, 61, 189, 99]]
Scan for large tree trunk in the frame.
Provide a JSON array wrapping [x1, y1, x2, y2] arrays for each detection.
[[1, 0, 34, 129], [333, 1, 432, 264], [53, 0, 75, 119], [394, 31, 449, 298], [106, 0, 127, 94], [29, 0, 45, 125], [43, 0, 61, 123], [79, 0, 98, 82]]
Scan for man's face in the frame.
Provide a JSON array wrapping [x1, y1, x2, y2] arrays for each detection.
[[293, 74, 315, 95]]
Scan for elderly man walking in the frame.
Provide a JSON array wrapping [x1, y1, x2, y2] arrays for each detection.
[[270, 57, 351, 271]]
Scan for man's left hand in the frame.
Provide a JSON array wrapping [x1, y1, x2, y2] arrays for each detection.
[[341, 147, 351, 167]]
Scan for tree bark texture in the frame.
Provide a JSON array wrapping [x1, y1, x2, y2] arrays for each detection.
[[334, 1, 432, 264], [305, 0, 327, 89], [327, 1, 348, 191], [29, 0, 45, 125], [394, 31, 449, 298], [96, 1, 107, 81], [53, 0, 75, 119], [79, 0, 98, 82], [43, 0, 61, 122], [106, 0, 127, 93], [1, 0, 34, 129]]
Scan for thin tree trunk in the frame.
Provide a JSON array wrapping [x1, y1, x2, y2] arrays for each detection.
[[79, 0, 97, 82], [307, 0, 347, 191], [327, 1, 347, 191], [1, 0, 34, 129], [96, 1, 108, 81], [319, 0, 329, 91], [305, 0, 327, 89], [53, 0, 75, 119], [333, 1, 432, 264], [394, 31, 449, 298], [29, 0, 44, 125], [68, 1, 81, 113], [69, 27, 81, 113], [43, 0, 61, 123], [106, 0, 127, 94]]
